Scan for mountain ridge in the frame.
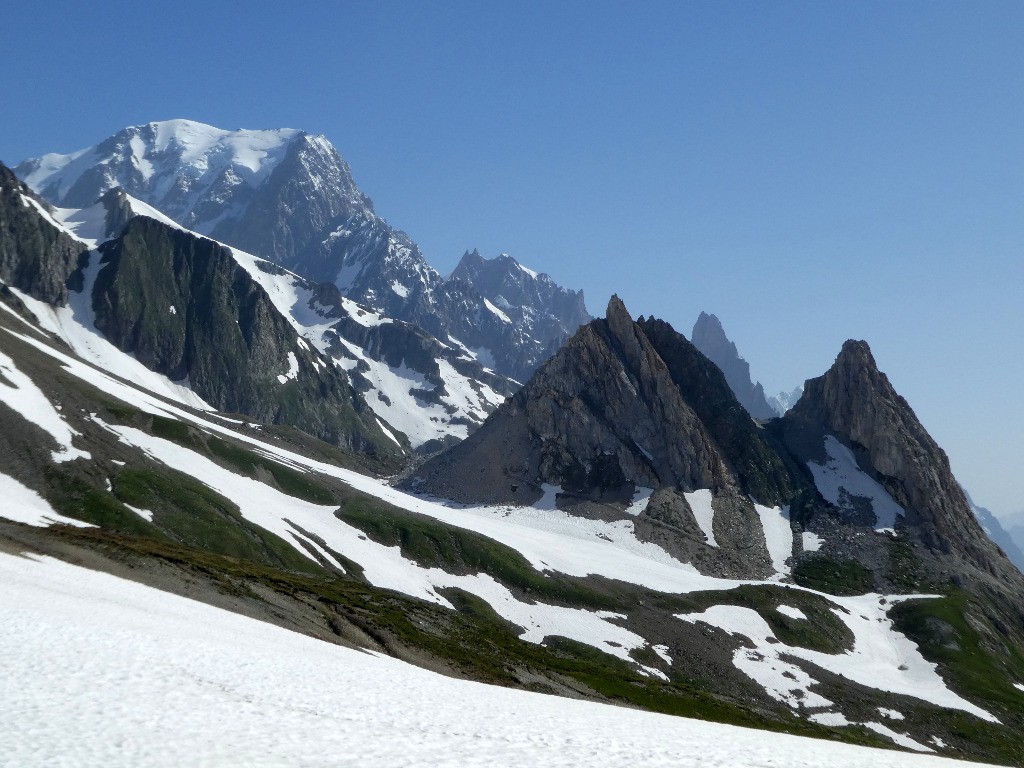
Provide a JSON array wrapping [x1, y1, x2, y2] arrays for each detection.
[[6, 121, 1024, 765], [17, 120, 590, 384]]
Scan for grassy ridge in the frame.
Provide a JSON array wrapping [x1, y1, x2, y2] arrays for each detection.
[[891, 592, 1024, 763]]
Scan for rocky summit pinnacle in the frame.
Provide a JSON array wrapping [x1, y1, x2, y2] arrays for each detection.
[[405, 296, 802, 579], [783, 338, 1014, 577], [690, 312, 776, 419]]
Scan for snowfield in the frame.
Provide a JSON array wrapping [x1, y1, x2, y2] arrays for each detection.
[[0, 552, 1000, 768]]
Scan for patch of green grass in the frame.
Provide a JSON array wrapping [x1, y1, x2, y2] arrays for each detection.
[[102, 402, 142, 423], [437, 587, 524, 634], [336, 497, 619, 610], [112, 467, 322, 575], [892, 592, 1024, 707], [43, 467, 157, 536], [891, 592, 1024, 764], [792, 555, 874, 596], [150, 414, 194, 444]]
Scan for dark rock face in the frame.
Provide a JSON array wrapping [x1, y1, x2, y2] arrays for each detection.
[[784, 340, 995, 564], [0, 164, 87, 306], [691, 312, 776, 420], [405, 296, 808, 579], [90, 216, 404, 460], [639, 317, 798, 506], [778, 340, 1024, 647]]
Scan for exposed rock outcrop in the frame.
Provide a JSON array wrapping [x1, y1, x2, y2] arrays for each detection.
[[90, 216, 404, 458], [405, 296, 807, 579], [784, 340, 994, 564], [0, 164, 88, 306]]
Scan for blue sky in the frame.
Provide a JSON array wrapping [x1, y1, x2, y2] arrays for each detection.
[[3, 1, 1022, 517]]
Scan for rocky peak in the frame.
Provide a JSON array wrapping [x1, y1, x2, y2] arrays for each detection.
[[603, 294, 642, 356], [691, 311, 731, 353], [449, 249, 590, 328], [786, 339, 1001, 568], [690, 311, 775, 420], [405, 297, 807, 579]]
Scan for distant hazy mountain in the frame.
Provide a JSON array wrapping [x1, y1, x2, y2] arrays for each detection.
[[963, 491, 1024, 574], [1001, 509, 1024, 566], [689, 312, 776, 419], [767, 385, 803, 416]]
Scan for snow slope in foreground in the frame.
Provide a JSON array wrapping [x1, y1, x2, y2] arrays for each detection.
[[0, 553, 997, 768]]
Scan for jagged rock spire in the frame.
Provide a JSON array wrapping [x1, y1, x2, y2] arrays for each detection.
[[788, 339, 998, 566], [691, 311, 776, 420]]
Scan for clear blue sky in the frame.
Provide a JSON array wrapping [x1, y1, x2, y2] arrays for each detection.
[[3, 1, 1022, 518]]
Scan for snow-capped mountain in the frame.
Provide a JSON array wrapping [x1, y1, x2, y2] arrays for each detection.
[[768, 384, 804, 416], [448, 249, 591, 381], [16, 120, 312, 233], [17, 120, 588, 383], [0, 163, 509, 452]]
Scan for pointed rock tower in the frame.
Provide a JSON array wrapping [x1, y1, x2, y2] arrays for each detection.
[[783, 340, 997, 567], [406, 296, 803, 578], [691, 311, 776, 419]]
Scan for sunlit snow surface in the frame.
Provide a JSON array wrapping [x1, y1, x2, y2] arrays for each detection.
[[20, 119, 302, 226], [677, 600, 995, 722], [684, 488, 718, 546], [808, 436, 906, 532], [0, 553, 999, 768], [0, 472, 95, 529], [755, 502, 792, 577], [0, 349, 89, 463]]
